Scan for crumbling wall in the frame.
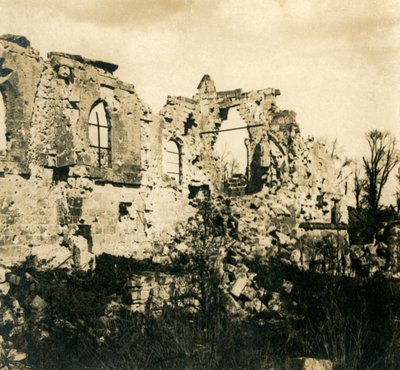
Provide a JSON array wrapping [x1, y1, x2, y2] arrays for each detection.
[[0, 36, 350, 265], [0, 167, 62, 266], [0, 36, 195, 264], [159, 74, 349, 226], [0, 35, 43, 174]]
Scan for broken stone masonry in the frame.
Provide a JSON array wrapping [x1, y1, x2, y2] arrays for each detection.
[[0, 35, 350, 266], [0, 34, 353, 368], [0, 34, 353, 299]]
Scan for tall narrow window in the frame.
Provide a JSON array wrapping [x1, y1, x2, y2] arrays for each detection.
[[165, 139, 182, 184], [88, 101, 111, 168], [0, 93, 5, 152]]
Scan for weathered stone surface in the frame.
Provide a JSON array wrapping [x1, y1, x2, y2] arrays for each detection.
[[230, 275, 248, 297], [0, 34, 30, 48], [0, 37, 352, 278], [285, 357, 332, 370], [30, 295, 47, 311]]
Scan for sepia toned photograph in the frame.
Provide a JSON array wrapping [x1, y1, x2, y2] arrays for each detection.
[[0, 0, 399, 369]]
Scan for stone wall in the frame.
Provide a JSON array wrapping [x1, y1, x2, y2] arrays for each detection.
[[0, 35, 194, 265], [0, 35, 350, 265], [160, 74, 350, 225]]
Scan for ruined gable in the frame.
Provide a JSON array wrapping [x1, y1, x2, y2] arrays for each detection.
[[0, 37, 350, 266], [0, 36, 43, 174], [159, 74, 349, 226]]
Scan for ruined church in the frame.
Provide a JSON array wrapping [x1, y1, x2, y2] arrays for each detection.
[[0, 35, 350, 267]]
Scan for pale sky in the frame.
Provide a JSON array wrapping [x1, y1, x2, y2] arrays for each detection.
[[1, 0, 400, 200]]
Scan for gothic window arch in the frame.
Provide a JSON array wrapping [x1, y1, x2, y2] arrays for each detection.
[[88, 100, 111, 168], [164, 139, 182, 184]]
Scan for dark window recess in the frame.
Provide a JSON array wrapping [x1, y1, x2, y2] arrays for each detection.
[[53, 166, 70, 182], [192, 155, 201, 165], [77, 224, 93, 253], [67, 196, 83, 224], [88, 101, 111, 168], [119, 202, 132, 221], [188, 184, 210, 199], [165, 140, 182, 184], [0, 171, 4, 178], [218, 107, 229, 121], [184, 113, 196, 135]]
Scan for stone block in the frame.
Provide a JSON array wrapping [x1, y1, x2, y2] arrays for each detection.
[[242, 286, 257, 300], [0, 266, 6, 282], [140, 289, 151, 301], [0, 282, 10, 295], [285, 357, 332, 370], [7, 273, 22, 285], [31, 295, 47, 311], [230, 275, 248, 297]]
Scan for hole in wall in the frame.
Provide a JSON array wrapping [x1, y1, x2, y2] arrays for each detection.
[[214, 108, 249, 180]]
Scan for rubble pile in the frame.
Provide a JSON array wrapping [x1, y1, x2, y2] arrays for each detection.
[[349, 222, 400, 277], [137, 192, 345, 317], [0, 265, 33, 369]]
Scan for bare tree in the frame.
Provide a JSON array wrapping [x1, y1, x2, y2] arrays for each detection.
[[396, 191, 400, 215], [395, 170, 400, 215], [215, 145, 239, 181], [353, 162, 365, 210], [362, 130, 399, 215]]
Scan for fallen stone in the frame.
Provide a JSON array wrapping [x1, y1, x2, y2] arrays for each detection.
[[249, 200, 262, 210], [290, 249, 302, 264], [282, 280, 293, 294], [267, 225, 278, 235], [152, 255, 170, 264], [7, 273, 22, 286], [7, 348, 27, 362], [235, 263, 249, 273], [230, 275, 248, 297], [0, 266, 6, 282], [11, 299, 20, 310], [225, 263, 236, 273], [0, 282, 10, 295], [224, 293, 243, 312], [2, 308, 13, 324], [140, 289, 151, 301], [244, 298, 266, 313], [31, 295, 47, 311], [175, 242, 189, 253], [275, 231, 292, 246], [241, 286, 257, 300], [285, 357, 332, 370], [365, 243, 377, 256]]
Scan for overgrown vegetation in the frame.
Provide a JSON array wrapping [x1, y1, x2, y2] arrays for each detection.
[[3, 132, 400, 369], [349, 129, 400, 244], [1, 193, 400, 369], [3, 252, 400, 369]]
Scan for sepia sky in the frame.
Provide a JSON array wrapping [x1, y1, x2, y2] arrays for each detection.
[[1, 0, 400, 198]]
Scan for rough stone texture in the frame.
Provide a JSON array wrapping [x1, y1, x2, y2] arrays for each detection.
[[0, 38, 42, 174], [0, 36, 195, 264], [0, 35, 350, 265], [286, 357, 333, 370], [159, 74, 350, 226]]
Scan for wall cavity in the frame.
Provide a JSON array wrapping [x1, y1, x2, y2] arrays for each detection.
[[214, 108, 249, 177]]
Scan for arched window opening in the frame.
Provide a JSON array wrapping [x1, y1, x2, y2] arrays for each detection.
[[164, 139, 182, 184], [214, 108, 249, 179], [88, 101, 111, 168], [0, 93, 6, 152]]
